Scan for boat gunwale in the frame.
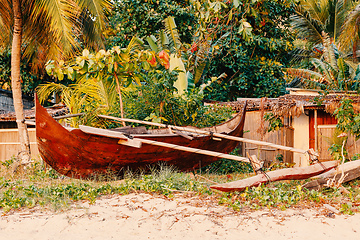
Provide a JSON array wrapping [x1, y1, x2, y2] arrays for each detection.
[[64, 111, 244, 138]]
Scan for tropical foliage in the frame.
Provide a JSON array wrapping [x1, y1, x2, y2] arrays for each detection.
[[190, 0, 296, 101], [290, 0, 353, 45], [0, 0, 111, 70], [290, 0, 360, 55], [0, 0, 111, 162], [287, 0, 360, 90], [286, 33, 360, 92], [123, 69, 234, 128], [40, 34, 232, 128], [104, 0, 196, 48], [334, 98, 360, 140], [40, 37, 165, 127]]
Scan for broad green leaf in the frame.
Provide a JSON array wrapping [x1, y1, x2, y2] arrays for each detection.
[[142, 61, 151, 71], [98, 62, 105, 69], [159, 30, 169, 45], [79, 59, 85, 68], [55, 68, 64, 81], [187, 71, 194, 90], [238, 20, 253, 41], [113, 46, 121, 54], [146, 35, 159, 52], [169, 53, 187, 96], [45, 62, 55, 75], [194, 62, 206, 84]]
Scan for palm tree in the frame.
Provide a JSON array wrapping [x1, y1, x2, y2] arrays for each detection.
[[338, 3, 360, 58], [290, 0, 353, 45], [286, 33, 360, 92], [0, 0, 111, 164]]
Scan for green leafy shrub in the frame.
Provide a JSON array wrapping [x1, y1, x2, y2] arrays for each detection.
[[334, 98, 360, 140], [326, 97, 360, 160], [264, 112, 284, 132], [191, 0, 295, 101], [105, 0, 196, 48], [201, 159, 253, 175], [0, 50, 44, 95], [122, 69, 234, 127]]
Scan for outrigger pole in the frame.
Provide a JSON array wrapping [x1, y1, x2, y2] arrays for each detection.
[[79, 125, 250, 163], [98, 115, 313, 157]]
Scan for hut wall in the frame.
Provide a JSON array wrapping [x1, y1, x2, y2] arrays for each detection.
[[293, 114, 310, 167], [0, 128, 39, 162], [347, 134, 360, 160], [317, 125, 336, 161], [242, 111, 294, 164], [317, 125, 360, 161]]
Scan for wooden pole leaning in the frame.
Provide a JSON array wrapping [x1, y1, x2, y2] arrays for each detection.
[[79, 125, 250, 163], [98, 114, 308, 155]]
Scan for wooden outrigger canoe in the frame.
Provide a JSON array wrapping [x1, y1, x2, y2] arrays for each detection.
[[210, 160, 339, 192], [35, 98, 247, 179]]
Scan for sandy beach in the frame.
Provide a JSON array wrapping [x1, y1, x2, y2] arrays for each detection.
[[0, 193, 358, 240]]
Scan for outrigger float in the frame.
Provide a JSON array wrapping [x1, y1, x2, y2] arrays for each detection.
[[32, 97, 342, 189]]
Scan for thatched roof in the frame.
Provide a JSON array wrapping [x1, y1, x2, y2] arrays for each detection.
[[0, 105, 68, 122], [220, 94, 360, 117]]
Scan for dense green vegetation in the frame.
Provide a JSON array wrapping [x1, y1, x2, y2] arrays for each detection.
[[0, 159, 359, 214], [287, 0, 360, 92], [105, 0, 196, 48], [197, 0, 296, 100]]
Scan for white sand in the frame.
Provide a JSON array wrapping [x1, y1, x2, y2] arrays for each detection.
[[0, 193, 358, 240]]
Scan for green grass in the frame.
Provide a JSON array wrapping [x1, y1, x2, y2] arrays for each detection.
[[0, 159, 359, 215]]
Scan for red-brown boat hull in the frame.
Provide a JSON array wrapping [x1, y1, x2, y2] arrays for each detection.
[[36, 100, 246, 179]]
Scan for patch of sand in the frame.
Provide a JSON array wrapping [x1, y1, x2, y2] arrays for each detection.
[[0, 193, 358, 240]]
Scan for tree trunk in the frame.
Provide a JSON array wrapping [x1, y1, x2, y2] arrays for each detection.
[[11, 0, 31, 164]]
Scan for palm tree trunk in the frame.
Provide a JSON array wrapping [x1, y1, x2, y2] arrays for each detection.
[[11, 0, 31, 164]]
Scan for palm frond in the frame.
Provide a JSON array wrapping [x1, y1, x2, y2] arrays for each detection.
[[289, 47, 317, 64], [344, 59, 359, 78], [339, 3, 360, 51], [76, 0, 112, 50], [290, 5, 324, 44], [305, 0, 326, 23], [28, 0, 80, 55], [322, 31, 338, 71], [286, 67, 324, 82], [77, 0, 112, 30], [0, 0, 12, 47], [36, 82, 69, 104], [163, 17, 182, 53], [125, 36, 144, 53], [285, 68, 326, 89], [331, 0, 352, 41]]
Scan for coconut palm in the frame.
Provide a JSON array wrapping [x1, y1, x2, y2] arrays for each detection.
[[0, 0, 111, 164], [338, 3, 360, 58], [286, 33, 360, 91], [290, 0, 353, 45], [290, 0, 360, 61]]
